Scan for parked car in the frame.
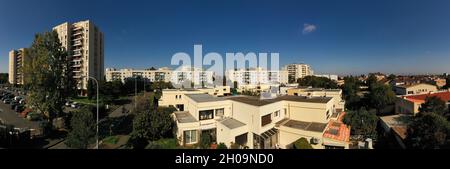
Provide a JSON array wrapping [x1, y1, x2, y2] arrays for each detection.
[[71, 102, 79, 108], [15, 105, 24, 113], [3, 99, 11, 104], [27, 113, 42, 121], [20, 109, 32, 118]]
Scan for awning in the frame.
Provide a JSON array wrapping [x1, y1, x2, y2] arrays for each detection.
[[260, 128, 278, 140]]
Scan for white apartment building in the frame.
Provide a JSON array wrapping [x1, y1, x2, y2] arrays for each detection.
[[161, 90, 350, 149], [8, 48, 27, 85], [53, 20, 104, 94], [226, 67, 288, 88], [283, 63, 314, 83], [171, 66, 214, 87], [314, 74, 338, 81], [105, 67, 172, 83]]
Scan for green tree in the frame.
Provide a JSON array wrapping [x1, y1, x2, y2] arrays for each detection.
[[129, 94, 176, 148], [342, 76, 362, 110], [65, 107, 96, 149], [444, 76, 450, 89], [23, 31, 76, 125], [343, 108, 378, 138], [200, 133, 212, 149], [366, 74, 378, 90], [367, 83, 395, 114], [0, 73, 8, 84], [297, 76, 338, 89], [387, 74, 396, 81], [293, 137, 313, 149], [419, 96, 448, 117], [405, 112, 450, 149]]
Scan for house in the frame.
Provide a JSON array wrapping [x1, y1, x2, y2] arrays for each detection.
[[379, 114, 412, 149], [162, 90, 350, 149], [393, 83, 437, 95], [395, 91, 450, 115], [286, 87, 345, 110]]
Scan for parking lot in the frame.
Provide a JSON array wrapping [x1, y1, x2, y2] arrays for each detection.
[[0, 102, 40, 130]]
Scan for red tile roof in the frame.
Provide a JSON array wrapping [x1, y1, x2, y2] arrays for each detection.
[[323, 112, 350, 142], [405, 91, 450, 103]]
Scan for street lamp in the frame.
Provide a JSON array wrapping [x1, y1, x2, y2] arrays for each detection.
[[83, 75, 99, 149]]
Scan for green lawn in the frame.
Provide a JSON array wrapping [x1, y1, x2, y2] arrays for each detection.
[[146, 138, 179, 149], [102, 136, 120, 144], [71, 97, 97, 106]]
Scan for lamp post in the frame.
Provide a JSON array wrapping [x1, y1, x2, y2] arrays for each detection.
[[135, 76, 137, 109], [84, 76, 99, 149]]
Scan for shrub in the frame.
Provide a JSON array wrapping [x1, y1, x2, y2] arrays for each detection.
[[293, 138, 313, 149], [217, 143, 228, 149]]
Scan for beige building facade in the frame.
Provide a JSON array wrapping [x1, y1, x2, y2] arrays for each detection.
[[8, 48, 27, 85], [53, 20, 104, 93], [162, 90, 350, 149], [283, 63, 314, 83], [394, 83, 438, 95]]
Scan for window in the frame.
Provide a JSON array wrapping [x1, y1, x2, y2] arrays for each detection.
[[184, 130, 197, 144], [215, 108, 224, 117], [199, 110, 214, 120], [175, 95, 178, 99], [408, 91, 414, 94], [274, 110, 280, 118], [261, 114, 272, 127]]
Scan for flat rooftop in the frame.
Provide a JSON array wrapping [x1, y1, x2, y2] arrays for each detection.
[[219, 118, 246, 129], [227, 95, 332, 106], [279, 119, 328, 133], [379, 114, 412, 128], [174, 111, 197, 123], [185, 94, 226, 103]]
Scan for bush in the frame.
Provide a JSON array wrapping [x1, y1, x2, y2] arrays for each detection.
[[293, 138, 313, 149], [200, 134, 212, 149], [217, 143, 228, 149]]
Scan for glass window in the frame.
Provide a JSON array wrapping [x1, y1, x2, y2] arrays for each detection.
[[261, 114, 272, 127], [215, 108, 224, 117], [199, 110, 214, 120], [184, 130, 197, 144]]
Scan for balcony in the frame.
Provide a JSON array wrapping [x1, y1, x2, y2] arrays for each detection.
[[72, 31, 83, 36], [72, 26, 83, 31], [73, 52, 82, 57], [73, 43, 82, 47]]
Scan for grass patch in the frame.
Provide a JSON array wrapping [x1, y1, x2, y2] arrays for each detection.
[[146, 138, 178, 149], [71, 97, 97, 106], [103, 136, 120, 145]]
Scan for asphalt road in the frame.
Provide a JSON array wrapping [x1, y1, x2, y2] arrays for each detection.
[[0, 101, 40, 129]]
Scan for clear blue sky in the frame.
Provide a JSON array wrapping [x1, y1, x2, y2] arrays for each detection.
[[1, 0, 450, 75]]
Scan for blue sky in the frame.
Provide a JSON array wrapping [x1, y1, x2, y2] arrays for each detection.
[[1, 0, 450, 75]]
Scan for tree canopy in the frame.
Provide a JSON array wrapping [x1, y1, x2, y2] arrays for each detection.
[[419, 96, 448, 117], [23, 31, 76, 123], [405, 112, 450, 149], [65, 106, 96, 149], [297, 76, 338, 89], [367, 82, 396, 114], [343, 108, 378, 138], [129, 94, 177, 149], [342, 76, 362, 110]]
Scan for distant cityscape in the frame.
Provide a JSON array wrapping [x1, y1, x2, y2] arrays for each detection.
[[1, 19, 450, 150]]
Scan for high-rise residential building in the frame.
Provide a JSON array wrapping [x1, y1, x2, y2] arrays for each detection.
[[53, 20, 104, 94], [284, 63, 314, 83], [171, 66, 214, 87], [105, 67, 173, 83], [8, 48, 27, 85], [226, 67, 289, 88]]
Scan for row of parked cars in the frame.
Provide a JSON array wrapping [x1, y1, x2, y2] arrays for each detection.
[[0, 90, 42, 121]]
